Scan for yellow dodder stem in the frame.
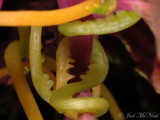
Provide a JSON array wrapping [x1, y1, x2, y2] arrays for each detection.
[[4, 41, 43, 120], [101, 84, 124, 120], [0, 67, 9, 79], [92, 85, 101, 97], [0, 0, 99, 26]]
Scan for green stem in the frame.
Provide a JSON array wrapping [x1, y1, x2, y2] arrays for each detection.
[[50, 37, 109, 117], [58, 11, 141, 36], [4, 41, 43, 120], [29, 26, 53, 103]]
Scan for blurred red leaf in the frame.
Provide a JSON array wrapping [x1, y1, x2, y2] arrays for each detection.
[[131, 0, 160, 92]]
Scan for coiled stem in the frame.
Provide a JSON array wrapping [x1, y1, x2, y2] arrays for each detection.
[[50, 37, 109, 117], [29, 26, 109, 119], [4, 40, 43, 120], [29, 26, 53, 103], [58, 11, 141, 36]]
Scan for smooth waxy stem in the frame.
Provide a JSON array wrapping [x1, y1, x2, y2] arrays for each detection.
[[58, 11, 141, 36], [29, 27, 53, 102], [50, 37, 109, 117]]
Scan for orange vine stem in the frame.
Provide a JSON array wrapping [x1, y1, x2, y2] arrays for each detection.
[[0, 0, 99, 26], [0, 67, 9, 79], [4, 41, 56, 120], [101, 84, 124, 120], [0, 61, 55, 81], [4, 41, 43, 120]]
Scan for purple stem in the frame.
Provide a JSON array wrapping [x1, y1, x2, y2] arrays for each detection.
[[69, 35, 94, 120]]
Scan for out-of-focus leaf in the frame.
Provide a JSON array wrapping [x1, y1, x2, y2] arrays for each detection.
[[131, 0, 160, 92], [99, 35, 125, 64], [116, 0, 140, 11], [114, 20, 156, 88]]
